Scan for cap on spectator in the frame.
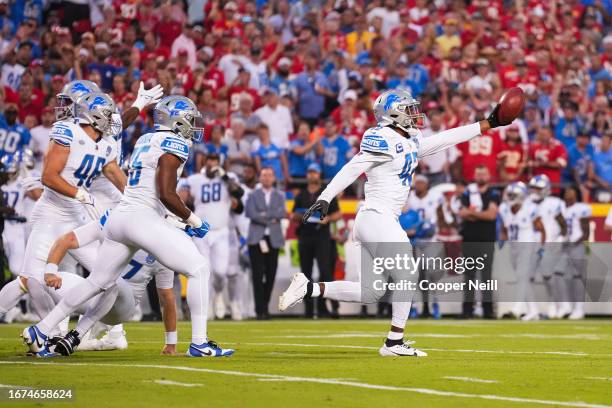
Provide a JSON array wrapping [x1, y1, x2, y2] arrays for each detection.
[[178, 48, 189, 56], [277, 57, 292, 68], [54, 26, 70, 37], [325, 11, 341, 21], [52, 75, 65, 83], [475, 57, 489, 66], [344, 90, 358, 102], [200, 46, 214, 58], [79, 48, 90, 58], [193, 25, 203, 32], [167, 62, 177, 70], [307, 163, 322, 174], [414, 174, 428, 183], [357, 56, 372, 66], [242, 16, 253, 23], [82, 32, 95, 41], [224, 1, 237, 10], [95, 42, 109, 53], [29, 59, 43, 68]]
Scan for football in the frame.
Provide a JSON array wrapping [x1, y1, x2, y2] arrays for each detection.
[[497, 87, 526, 125]]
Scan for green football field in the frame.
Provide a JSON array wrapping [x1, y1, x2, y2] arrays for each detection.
[[0, 319, 611, 408]]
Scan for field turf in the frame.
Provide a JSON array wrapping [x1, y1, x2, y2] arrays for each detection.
[[0, 319, 611, 408]]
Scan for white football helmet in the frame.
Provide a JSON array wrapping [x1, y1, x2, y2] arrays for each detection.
[[528, 174, 551, 203], [55, 80, 101, 121], [153, 96, 203, 141], [74, 93, 116, 136], [504, 181, 528, 206]]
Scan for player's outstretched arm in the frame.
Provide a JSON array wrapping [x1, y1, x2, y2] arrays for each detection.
[[121, 83, 164, 130]]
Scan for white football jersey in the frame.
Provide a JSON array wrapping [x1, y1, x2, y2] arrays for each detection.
[[562, 202, 591, 242], [32, 120, 117, 222], [499, 201, 539, 242], [320, 123, 482, 217], [531, 196, 564, 242], [119, 131, 189, 216], [2, 178, 26, 220], [348, 126, 420, 216], [405, 190, 443, 224], [120, 250, 174, 305], [181, 172, 237, 230]]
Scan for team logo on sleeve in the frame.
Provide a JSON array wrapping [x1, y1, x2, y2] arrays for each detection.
[[361, 134, 389, 152], [145, 254, 156, 264], [106, 146, 112, 156], [395, 143, 403, 153]]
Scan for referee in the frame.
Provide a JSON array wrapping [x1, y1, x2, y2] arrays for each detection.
[[292, 163, 342, 318]]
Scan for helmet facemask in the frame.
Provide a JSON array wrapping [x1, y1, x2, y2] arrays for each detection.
[[55, 94, 74, 121]]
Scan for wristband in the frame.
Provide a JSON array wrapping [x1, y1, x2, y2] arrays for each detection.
[[45, 263, 59, 275], [185, 212, 202, 228], [165, 331, 177, 345]]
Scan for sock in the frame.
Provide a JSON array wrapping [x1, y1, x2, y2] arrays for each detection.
[[391, 301, 411, 329], [322, 281, 361, 302], [0, 279, 25, 313], [227, 274, 240, 302], [187, 265, 210, 345], [37, 278, 102, 336], [26, 279, 58, 335], [75, 285, 120, 335], [311, 283, 321, 297]]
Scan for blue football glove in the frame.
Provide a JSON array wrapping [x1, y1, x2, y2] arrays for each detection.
[[185, 221, 210, 238]]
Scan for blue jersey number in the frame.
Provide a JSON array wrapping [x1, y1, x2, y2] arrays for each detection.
[[74, 154, 105, 188], [201, 182, 221, 203], [128, 145, 151, 186], [509, 224, 519, 241], [399, 152, 418, 186], [122, 259, 143, 280]]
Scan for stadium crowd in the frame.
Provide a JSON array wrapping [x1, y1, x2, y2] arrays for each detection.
[[0, 0, 610, 201]]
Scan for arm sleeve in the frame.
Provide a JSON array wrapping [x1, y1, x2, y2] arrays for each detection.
[[49, 123, 74, 147], [418, 123, 482, 158], [319, 151, 388, 203]]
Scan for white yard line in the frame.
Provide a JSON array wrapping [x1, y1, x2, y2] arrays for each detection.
[[444, 376, 499, 384], [586, 377, 612, 381], [269, 333, 476, 339], [149, 380, 202, 387], [0, 383, 32, 389], [0, 361, 609, 408], [239, 342, 591, 356]]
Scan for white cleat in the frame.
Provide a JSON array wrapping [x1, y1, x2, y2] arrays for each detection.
[[547, 303, 558, 319], [78, 331, 128, 351], [521, 311, 540, 321], [379, 341, 427, 357], [557, 302, 572, 319], [279, 273, 309, 311], [4, 307, 21, 324], [230, 301, 243, 321], [214, 293, 226, 320], [568, 310, 585, 320]]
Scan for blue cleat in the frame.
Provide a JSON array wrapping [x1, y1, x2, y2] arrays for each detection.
[[409, 306, 419, 319], [34, 346, 58, 358], [432, 303, 441, 320], [187, 341, 234, 357], [21, 325, 48, 353]]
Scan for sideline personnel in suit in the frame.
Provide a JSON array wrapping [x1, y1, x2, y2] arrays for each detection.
[[246, 167, 287, 319]]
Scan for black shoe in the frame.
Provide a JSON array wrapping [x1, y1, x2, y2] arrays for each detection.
[[54, 330, 81, 356], [48, 336, 64, 347]]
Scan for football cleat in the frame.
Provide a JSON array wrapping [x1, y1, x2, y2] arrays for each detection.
[[186, 340, 234, 357], [78, 331, 128, 351], [379, 340, 428, 357], [279, 272, 309, 311], [568, 309, 585, 320], [21, 325, 48, 353], [34, 346, 58, 358], [54, 330, 81, 356], [557, 302, 572, 319], [521, 311, 540, 321]]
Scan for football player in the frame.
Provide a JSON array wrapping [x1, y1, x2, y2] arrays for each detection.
[[178, 153, 244, 320], [0, 103, 31, 159], [279, 88, 518, 357], [528, 175, 569, 319], [23, 96, 233, 358], [499, 182, 546, 321], [561, 186, 591, 320]]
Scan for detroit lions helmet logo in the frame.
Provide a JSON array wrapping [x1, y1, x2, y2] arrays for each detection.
[[384, 94, 401, 111], [170, 100, 190, 117], [71, 82, 93, 96], [88, 96, 107, 110]]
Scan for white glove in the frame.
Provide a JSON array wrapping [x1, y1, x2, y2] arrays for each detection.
[[21, 176, 43, 192], [132, 82, 164, 111], [75, 188, 102, 221], [212, 165, 226, 179]]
